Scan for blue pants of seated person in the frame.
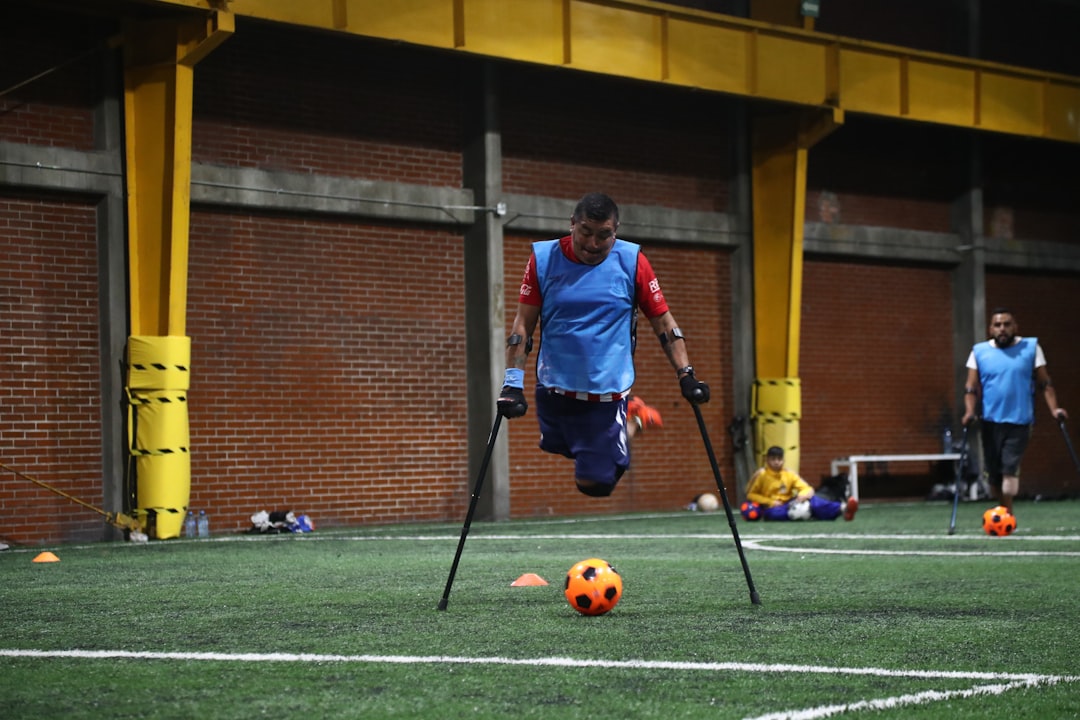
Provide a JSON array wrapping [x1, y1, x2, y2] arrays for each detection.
[[762, 495, 843, 521]]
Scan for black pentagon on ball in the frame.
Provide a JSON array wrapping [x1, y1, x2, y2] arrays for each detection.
[[575, 594, 592, 609], [582, 566, 598, 581], [604, 586, 618, 601]]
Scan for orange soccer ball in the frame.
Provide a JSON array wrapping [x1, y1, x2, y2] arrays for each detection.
[[740, 501, 762, 521], [982, 506, 1017, 536], [565, 558, 623, 616]]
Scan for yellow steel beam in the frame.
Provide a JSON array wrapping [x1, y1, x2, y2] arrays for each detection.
[[123, 10, 233, 336], [752, 106, 841, 380], [136, 0, 1080, 144], [749, 105, 841, 473], [121, 10, 232, 538]]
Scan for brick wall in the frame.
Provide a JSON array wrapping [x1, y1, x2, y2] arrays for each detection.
[[500, 65, 732, 212], [0, 197, 105, 545], [800, 263, 1078, 500], [799, 258, 955, 495], [186, 211, 470, 532], [983, 272, 1080, 496], [3, 14, 1078, 545], [807, 116, 967, 231], [0, 9, 102, 149], [192, 22, 463, 186], [982, 134, 1080, 244]]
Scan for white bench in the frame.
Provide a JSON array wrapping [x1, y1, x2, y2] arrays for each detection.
[[830, 453, 962, 501]]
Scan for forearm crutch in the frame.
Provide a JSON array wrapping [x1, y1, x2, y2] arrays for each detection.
[[692, 403, 762, 606], [438, 414, 502, 611]]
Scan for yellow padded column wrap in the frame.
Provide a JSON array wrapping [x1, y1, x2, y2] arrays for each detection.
[[132, 455, 191, 517], [127, 335, 191, 539], [752, 377, 801, 419], [752, 377, 801, 473], [129, 335, 192, 390], [132, 391, 190, 451]]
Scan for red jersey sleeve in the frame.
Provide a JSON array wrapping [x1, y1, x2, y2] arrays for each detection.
[[518, 253, 541, 306], [636, 251, 669, 318]]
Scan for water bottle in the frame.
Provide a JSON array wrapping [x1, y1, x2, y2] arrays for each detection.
[[183, 510, 196, 538], [942, 427, 953, 454], [196, 510, 209, 538]]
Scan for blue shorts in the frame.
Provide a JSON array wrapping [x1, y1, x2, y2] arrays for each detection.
[[534, 386, 630, 486], [761, 495, 843, 521]]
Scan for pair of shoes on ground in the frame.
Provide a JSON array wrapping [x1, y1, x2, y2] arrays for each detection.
[[842, 496, 859, 521]]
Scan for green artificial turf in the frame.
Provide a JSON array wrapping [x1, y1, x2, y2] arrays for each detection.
[[1, 499, 1078, 719]]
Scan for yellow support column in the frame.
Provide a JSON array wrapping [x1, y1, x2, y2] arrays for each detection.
[[751, 107, 841, 473], [752, 377, 802, 471], [122, 11, 232, 538]]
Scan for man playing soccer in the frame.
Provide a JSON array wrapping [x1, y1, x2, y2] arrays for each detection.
[[496, 192, 709, 497], [961, 307, 1068, 512]]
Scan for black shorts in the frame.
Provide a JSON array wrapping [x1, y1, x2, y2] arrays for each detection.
[[979, 421, 1031, 484]]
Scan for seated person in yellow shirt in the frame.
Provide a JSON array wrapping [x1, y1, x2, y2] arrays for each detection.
[[743, 446, 858, 521]]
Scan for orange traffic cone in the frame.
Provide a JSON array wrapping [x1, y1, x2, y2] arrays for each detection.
[[510, 573, 548, 586]]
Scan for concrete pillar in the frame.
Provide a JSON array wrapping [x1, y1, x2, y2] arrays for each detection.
[[95, 44, 129, 541], [462, 62, 509, 520], [950, 135, 986, 476], [728, 103, 757, 493]]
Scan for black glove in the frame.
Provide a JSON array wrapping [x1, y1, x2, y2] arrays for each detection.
[[497, 385, 528, 418], [680, 371, 710, 404]]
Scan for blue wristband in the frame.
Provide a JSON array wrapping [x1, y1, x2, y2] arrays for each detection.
[[503, 368, 524, 389]]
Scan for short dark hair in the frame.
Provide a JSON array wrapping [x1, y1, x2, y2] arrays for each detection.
[[573, 192, 619, 227], [990, 306, 1013, 318], [766, 446, 784, 458]]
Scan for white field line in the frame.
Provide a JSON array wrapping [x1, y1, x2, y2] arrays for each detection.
[[5, 650, 1075, 720], [744, 677, 1073, 720], [740, 539, 1080, 557], [221, 531, 1080, 542], [2, 648, 1076, 687], [7, 530, 1080, 556]]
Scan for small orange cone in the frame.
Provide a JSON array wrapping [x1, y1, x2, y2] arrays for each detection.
[[511, 573, 548, 586], [32, 551, 60, 563]]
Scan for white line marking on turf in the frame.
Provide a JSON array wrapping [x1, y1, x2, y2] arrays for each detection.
[[1, 648, 1076, 687], [741, 539, 1080, 557], [311, 532, 1080, 543], [743, 677, 1071, 720], [3, 648, 1075, 720], [329, 531, 1080, 542], [6, 530, 1078, 557]]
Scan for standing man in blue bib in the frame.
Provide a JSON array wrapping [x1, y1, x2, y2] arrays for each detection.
[[961, 308, 1068, 512], [496, 192, 710, 497]]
